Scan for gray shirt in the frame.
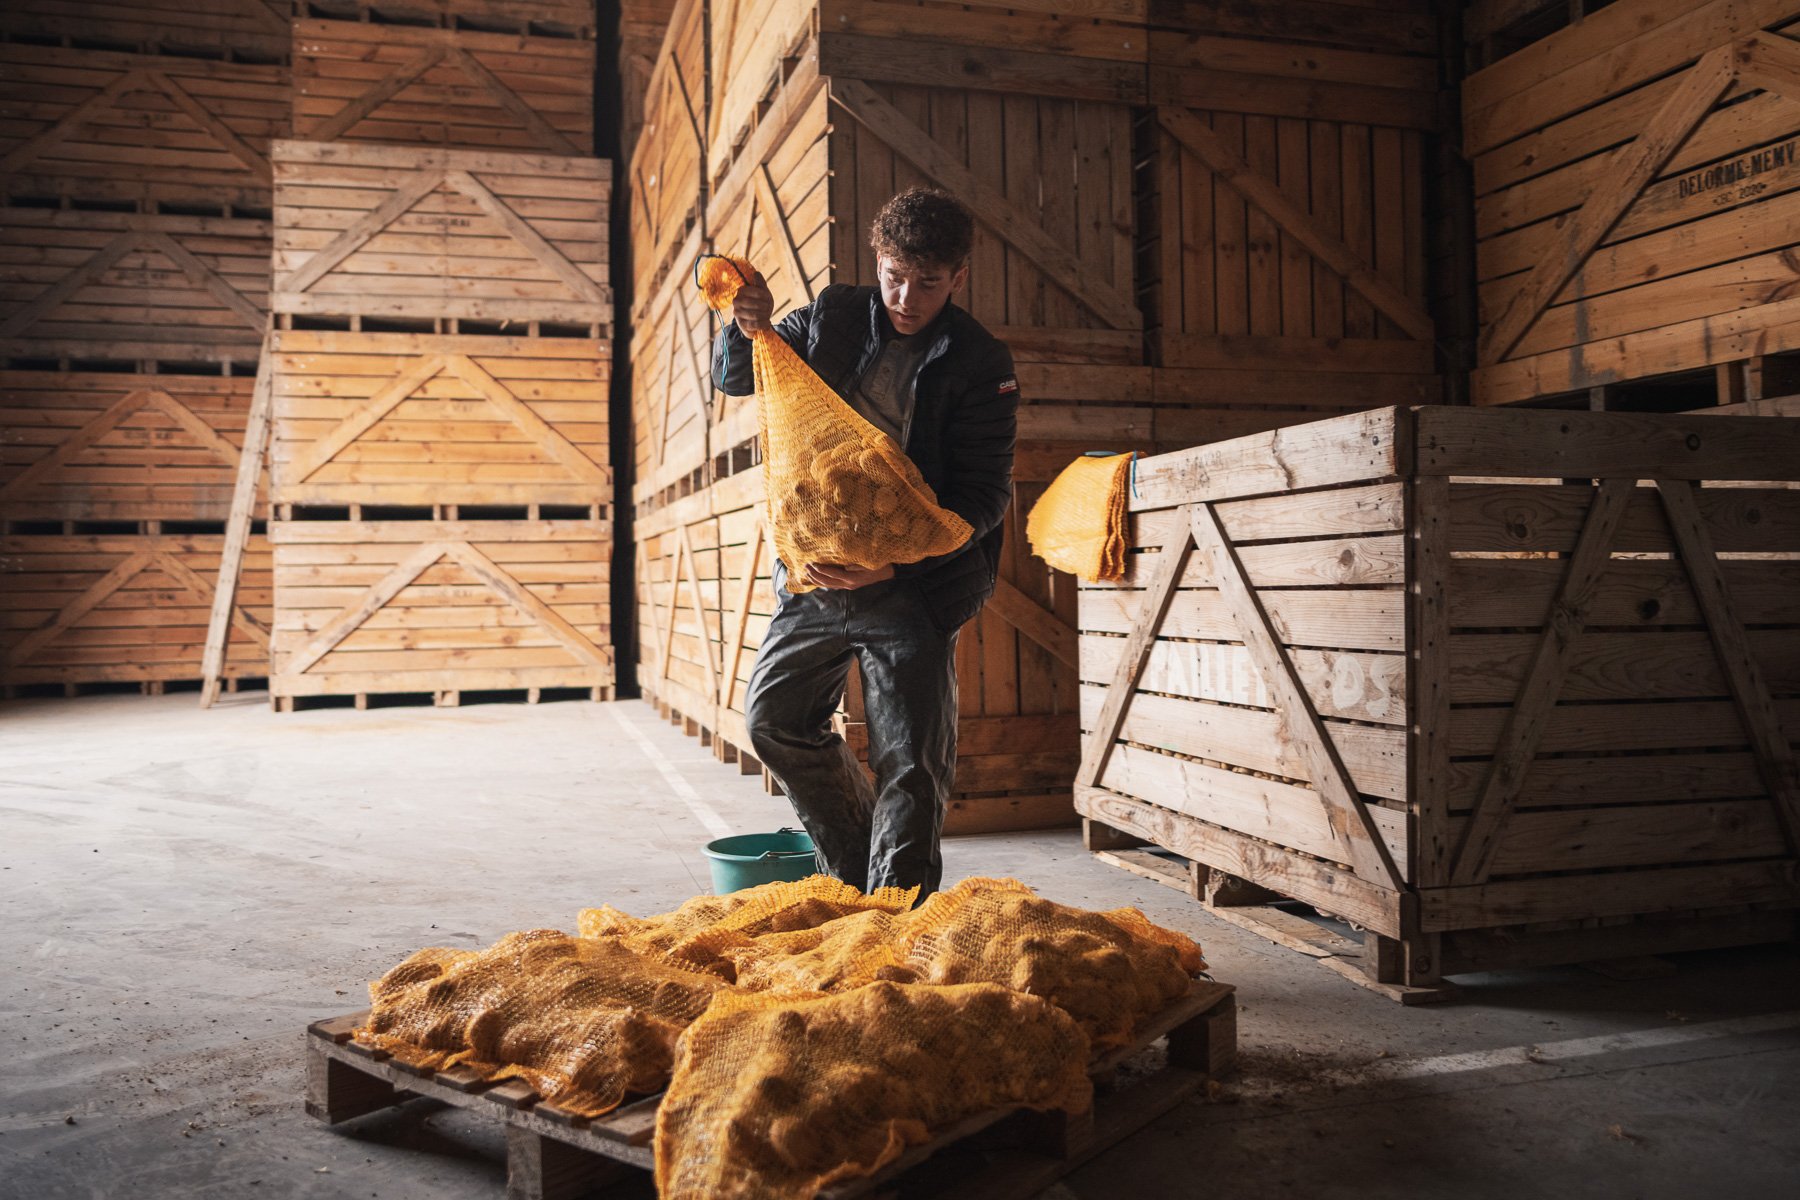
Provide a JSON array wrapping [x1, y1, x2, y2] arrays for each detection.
[[850, 331, 928, 445]]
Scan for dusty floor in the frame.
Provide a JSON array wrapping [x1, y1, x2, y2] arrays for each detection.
[[2, 692, 1797, 1200]]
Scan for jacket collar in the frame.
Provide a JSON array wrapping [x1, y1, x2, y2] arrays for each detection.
[[864, 290, 956, 369]]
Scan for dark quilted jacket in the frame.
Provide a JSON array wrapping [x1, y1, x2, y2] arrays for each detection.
[[711, 284, 1018, 631]]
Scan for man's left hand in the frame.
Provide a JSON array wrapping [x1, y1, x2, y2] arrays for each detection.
[[805, 562, 895, 590]]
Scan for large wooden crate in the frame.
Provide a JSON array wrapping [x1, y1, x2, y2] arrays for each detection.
[[620, 0, 678, 158], [295, 0, 598, 37], [0, 0, 293, 61], [1139, 1, 1442, 433], [0, 44, 289, 211], [268, 329, 609, 508], [1, 369, 263, 521], [1078, 405, 1800, 983], [0, 208, 270, 363], [270, 518, 612, 702], [1, 531, 272, 686], [292, 18, 593, 154], [1466, 0, 1800, 406], [627, 0, 708, 302], [270, 140, 610, 329]]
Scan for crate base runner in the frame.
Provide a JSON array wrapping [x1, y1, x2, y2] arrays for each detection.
[[306, 979, 1235, 1200], [1081, 792, 1800, 1003]]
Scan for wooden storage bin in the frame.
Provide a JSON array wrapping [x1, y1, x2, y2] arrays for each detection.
[[1, 370, 263, 521], [269, 518, 613, 702], [0, 0, 294, 61], [0, 44, 288, 211], [1078, 405, 1800, 982], [1466, 0, 1800, 405], [1139, 0, 1441, 434], [0, 208, 270, 363], [1, 531, 272, 687], [270, 140, 610, 329], [627, 0, 708, 302], [292, 18, 593, 154], [619, 0, 678, 158], [268, 329, 609, 508]]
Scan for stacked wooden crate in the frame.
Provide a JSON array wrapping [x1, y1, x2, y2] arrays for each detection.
[[263, 1, 615, 709], [0, 10, 285, 695], [1077, 405, 1800, 989], [1464, 0, 1800, 408], [626, 1, 1447, 832]]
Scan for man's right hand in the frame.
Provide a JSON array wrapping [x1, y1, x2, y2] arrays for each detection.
[[733, 269, 775, 334]]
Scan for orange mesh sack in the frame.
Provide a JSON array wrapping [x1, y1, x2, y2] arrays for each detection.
[[654, 982, 1093, 1200], [355, 930, 727, 1118], [578, 875, 917, 980], [696, 254, 972, 591], [1026, 451, 1134, 582]]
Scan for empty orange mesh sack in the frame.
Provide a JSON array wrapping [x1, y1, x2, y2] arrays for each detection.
[[1026, 451, 1134, 582], [654, 982, 1092, 1200], [696, 254, 972, 591]]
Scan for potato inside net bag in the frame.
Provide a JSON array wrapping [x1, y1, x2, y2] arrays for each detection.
[[654, 981, 1093, 1200], [696, 254, 972, 591], [355, 929, 726, 1118]]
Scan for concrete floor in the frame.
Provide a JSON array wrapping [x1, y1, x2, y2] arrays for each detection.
[[2, 692, 1797, 1200]]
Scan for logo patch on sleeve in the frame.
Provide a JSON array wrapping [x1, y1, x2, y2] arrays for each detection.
[[997, 377, 1018, 394]]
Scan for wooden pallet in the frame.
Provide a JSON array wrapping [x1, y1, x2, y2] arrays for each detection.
[[269, 517, 613, 704], [0, 208, 270, 363], [0, 45, 289, 212], [271, 140, 611, 328], [1076, 405, 1800, 996], [267, 329, 609, 508], [1466, 0, 1800, 405], [0, 370, 264, 521], [0, 0, 293, 62], [305, 978, 1235, 1200], [0, 532, 271, 686], [292, 19, 594, 154]]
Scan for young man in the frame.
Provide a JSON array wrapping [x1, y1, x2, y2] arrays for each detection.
[[711, 186, 1018, 899]]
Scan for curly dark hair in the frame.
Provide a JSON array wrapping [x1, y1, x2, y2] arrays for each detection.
[[869, 186, 975, 270]]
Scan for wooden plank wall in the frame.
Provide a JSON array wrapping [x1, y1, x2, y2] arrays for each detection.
[[1465, 0, 1800, 406]]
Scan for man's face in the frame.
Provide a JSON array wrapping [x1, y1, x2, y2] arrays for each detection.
[[877, 254, 968, 335]]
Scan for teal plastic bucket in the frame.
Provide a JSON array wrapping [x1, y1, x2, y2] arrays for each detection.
[[703, 828, 817, 893]]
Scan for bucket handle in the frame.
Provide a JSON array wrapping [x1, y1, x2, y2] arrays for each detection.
[[758, 827, 813, 862]]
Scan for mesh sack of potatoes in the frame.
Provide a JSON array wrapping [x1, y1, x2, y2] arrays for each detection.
[[654, 981, 1093, 1200], [695, 254, 972, 591], [355, 929, 726, 1118], [578, 875, 918, 980]]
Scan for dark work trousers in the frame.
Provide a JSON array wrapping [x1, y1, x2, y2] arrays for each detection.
[[745, 564, 959, 897]]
